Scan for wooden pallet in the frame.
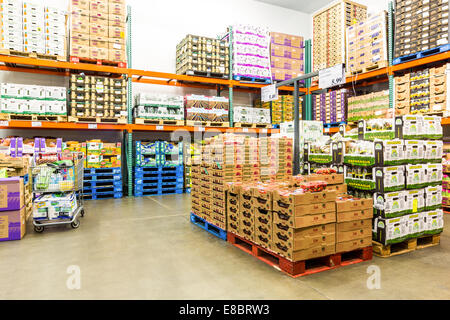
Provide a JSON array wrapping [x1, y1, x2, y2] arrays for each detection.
[[68, 116, 127, 124], [69, 56, 127, 68], [178, 70, 229, 79], [134, 118, 185, 126], [234, 122, 272, 129], [346, 61, 388, 77], [0, 49, 66, 61], [372, 234, 441, 258], [227, 232, 372, 278], [186, 120, 229, 127], [0, 113, 67, 122]]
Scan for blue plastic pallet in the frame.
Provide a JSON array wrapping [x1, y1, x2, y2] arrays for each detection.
[[190, 212, 227, 241], [84, 193, 123, 200], [323, 121, 346, 128], [84, 179, 122, 187], [272, 124, 280, 129], [84, 186, 123, 193], [133, 182, 160, 189], [233, 75, 271, 84], [134, 167, 160, 173], [84, 174, 122, 181], [134, 178, 160, 185], [393, 44, 450, 65], [84, 167, 121, 174], [134, 188, 183, 197]]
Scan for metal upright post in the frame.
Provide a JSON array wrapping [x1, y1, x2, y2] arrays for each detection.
[[293, 80, 300, 175], [126, 5, 133, 196], [388, 1, 394, 110], [304, 39, 312, 120], [228, 27, 234, 127]]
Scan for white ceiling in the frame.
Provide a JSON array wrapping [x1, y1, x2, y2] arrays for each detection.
[[254, 0, 334, 14]]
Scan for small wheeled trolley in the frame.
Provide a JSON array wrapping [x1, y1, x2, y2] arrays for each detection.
[[31, 152, 85, 233]]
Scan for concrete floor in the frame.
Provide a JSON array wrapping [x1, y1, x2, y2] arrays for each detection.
[[1, 193, 450, 300]]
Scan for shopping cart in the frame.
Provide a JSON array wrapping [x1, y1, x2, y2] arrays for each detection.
[[31, 152, 85, 233]]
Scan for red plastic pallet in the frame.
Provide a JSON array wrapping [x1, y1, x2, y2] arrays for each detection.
[[70, 56, 127, 68], [227, 232, 372, 278]]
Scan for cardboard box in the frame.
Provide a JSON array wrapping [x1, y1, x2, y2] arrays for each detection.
[[336, 197, 373, 212], [90, 14, 108, 25], [90, 1, 108, 14], [109, 2, 126, 16], [90, 23, 108, 37], [337, 208, 372, 223], [337, 225, 372, 242], [273, 223, 335, 251], [273, 210, 336, 229], [70, 0, 89, 11], [90, 37, 108, 48], [108, 48, 125, 62], [70, 44, 90, 58], [304, 173, 344, 185], [274, 242, 335, 262], [273, 189, 337, 207], [274, 200, 336, 217], [337, 218, 372, 232], [0, 206, 26, 241], [71, 34, 89, 47], [336, 236, 371, 252], [0, 177, 24, 212], [109, 26, 125, 39]]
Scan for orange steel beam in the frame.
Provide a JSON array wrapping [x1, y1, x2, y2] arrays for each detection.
[[129, 124, 279, 134], [0, 55, 128, 74], [441, 117, 450, 125], [0, 65, 70, 77], [391, 51, 450, 73], [0, 120, 127, 131]]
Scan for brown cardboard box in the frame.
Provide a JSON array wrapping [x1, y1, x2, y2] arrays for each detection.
[[70, 0, 89, 11], [90, 24, 108, 37], [255, 231, 272, 250], [273, 224, 335, 251], [273, 189, 337, 207], [304, 173, 344, 185], [240, 225, 255, 242], [337, 218, 372, 232], [337, 225, 372, 242], [108, 14, 125, 27], [290, 47, 302, 59], [274, 200, 336, 217], [274, 242, 335, 262], [90, 14, 108, 25], [109, 2, 126, 16], [70, 44, 90, 58], [273, 210, 336, 229], [71, 14, 89, 34], [90, 37, 108, 49], [90, 1, 108, 14], [108, 48, 125, 62], [109, 26, 125, 39], [336, 197, 373, 212], [327, 183, 347, 194], [336, 236, 371, 252], [71, 34, 89, 47], [336, 208, 372, 223]]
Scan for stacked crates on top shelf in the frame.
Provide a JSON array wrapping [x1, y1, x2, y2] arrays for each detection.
[[176, 34, 229, 78], [312, 88, 348, 125], [83, 140, 122, 200], [134, 141, 184, 197], [394, 0, 450, 64], [134, 93, 184, 123], [313, 0, 367, 72]]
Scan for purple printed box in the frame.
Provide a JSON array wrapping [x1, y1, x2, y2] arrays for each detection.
[[0, 177, 24, 212], [0, 206, 26, 241]]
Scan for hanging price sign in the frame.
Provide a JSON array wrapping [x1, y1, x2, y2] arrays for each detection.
[[261, 84, 278, 102], [319, 64, 345, 89]]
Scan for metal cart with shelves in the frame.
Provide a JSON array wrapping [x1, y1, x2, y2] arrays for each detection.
[[31, 152, 85, 233]]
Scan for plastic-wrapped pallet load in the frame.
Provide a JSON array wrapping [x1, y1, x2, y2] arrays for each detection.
[[313, 0, 367, 72], [231, 24, 271, 82], [0, 0, 24, 52], [346, 11, 388, 74], [134, 93, 184, 121]]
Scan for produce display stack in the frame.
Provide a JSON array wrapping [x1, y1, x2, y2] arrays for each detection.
[[0, 83, 67, 117], [69, 74, 127, 120], [341, 115, 444, 249], [347, 90, 391, 122], [395, 64, 448, 116], [443, 143, 450, 211], [69, 0, 127, 64], [312, 89, 348, 124], [176, 34, 229, 78], [394, 0, 449, 62], [134, 141, 184, 197], [254, 95, 302, 125], [63, 140, 122, 200], [184, 95, 229, 124], [224, 173, 373, 267], [230, 24, 271, 82], [346, 11, 388, 74], [191, 134, 293, 231], [313, 0, 367, 72], [0, 0, 67, 58], [134, 93, 184, 122], [270, 32, 304, 81], [184, 142, 202, 193]]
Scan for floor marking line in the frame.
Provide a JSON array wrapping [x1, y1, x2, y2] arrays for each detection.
[[148, 197, 173, 210]]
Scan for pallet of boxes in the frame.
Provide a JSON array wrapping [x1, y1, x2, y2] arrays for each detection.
[[69, 74, 127, 123], [134, 93, 185, 126], [0, 0, 67, 61], [69, 0, 127, 67], [0, 153, 32, 242]]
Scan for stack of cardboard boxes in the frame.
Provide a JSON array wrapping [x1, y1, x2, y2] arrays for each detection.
[[134, 93, 184, 122], [176, 34, 229, 77], [69, 74, 127, 120], [232, 106, 271, 125], [395, 64, 448, 116], [0, 176, 27, 242], [394, 0, 449, 60], [312, 89, 348, 124], [85, 140, 121, 168], [313, 0, 367, 72], [184, 95, 229, 123], [346, 11, 388, 74], [69, 0, 127, 64], [347, 90, 391, 122], [270, 32, 304, 82]]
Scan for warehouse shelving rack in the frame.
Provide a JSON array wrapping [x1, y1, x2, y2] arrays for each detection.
[[1, 2, 450, 194]]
